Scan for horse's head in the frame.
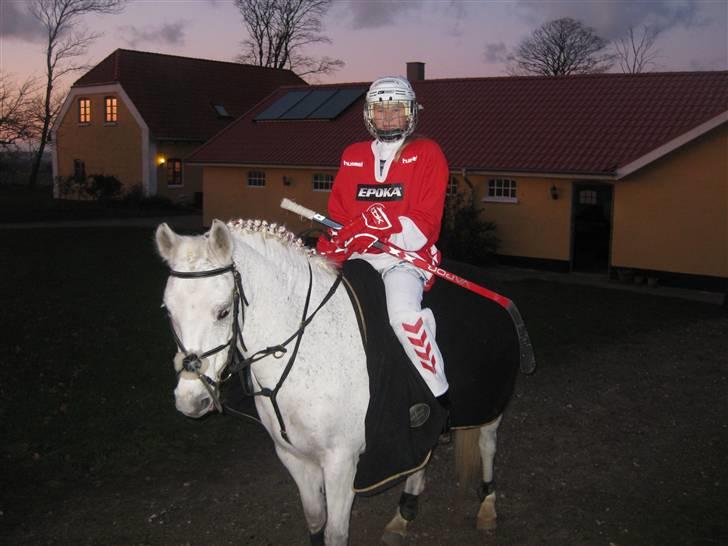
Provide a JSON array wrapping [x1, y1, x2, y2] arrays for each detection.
[[156, 219, 240, 418]]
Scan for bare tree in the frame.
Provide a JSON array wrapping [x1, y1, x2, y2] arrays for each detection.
[[0, 73, 38, 151], [26, 0, 125, 188], [234, 0, 343, 79], [614, 25, 661, 74], [507, 17, 614, 76]]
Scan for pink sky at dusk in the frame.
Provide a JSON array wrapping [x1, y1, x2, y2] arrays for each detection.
[[1, 0, 727, 92]]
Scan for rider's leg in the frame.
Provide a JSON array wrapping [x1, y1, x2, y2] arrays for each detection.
[[383, 266, 448, 398]]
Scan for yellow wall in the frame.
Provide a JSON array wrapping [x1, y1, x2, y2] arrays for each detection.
[[155, 142, 205, 202], [55, 93, 142, 193], [613, 124, 728, 278], [466, 175, 574, 261], [203, 167, 336, 235]]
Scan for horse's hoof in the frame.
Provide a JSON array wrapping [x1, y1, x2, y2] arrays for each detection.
[[476, 517, 497, 531], [381, 530, 406, 545]]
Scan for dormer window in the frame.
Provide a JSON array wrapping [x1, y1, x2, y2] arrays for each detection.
[[104, 96, 118, 123], [78, 98, 91, 123]]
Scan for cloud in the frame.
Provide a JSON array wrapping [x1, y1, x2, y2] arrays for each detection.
[[0, 1, 45, 42], [341, 0, 423, 29], [483, 42, 508, 64], [513, 0, 703, 39], [117, 21, 187, 48]]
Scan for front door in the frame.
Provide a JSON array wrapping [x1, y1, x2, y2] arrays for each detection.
[[571, 183, 613, 272]]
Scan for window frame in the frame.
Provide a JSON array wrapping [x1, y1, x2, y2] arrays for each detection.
[[312, 172, 334, 192], [166, 158, 183, 187], [483, 177, 518, 203], [78, 98, 91, 124], [73, 159, 86, 182], [446, 176, 458, 196], [104, 96, 118, 124], [247, 170, 266, 188]]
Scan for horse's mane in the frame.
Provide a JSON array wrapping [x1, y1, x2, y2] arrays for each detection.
[[227, 218, 336, 275]]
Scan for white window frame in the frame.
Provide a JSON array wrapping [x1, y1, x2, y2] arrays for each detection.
[[312, 173, 333, 192], [247, 170, 266, 187], [483, 178, 518, 203], [446, 176, 458, 196]]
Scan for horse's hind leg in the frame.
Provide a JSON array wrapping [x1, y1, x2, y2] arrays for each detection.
[[382, 469, 426, 545], [476, 415, 503, 531], [275, 447, 326, 544]]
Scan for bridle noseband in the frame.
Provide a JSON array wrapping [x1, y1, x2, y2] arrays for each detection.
[[165, 260, 342, 444]]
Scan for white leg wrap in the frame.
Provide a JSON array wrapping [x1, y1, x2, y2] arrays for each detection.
[[390, 308, 448, 396]]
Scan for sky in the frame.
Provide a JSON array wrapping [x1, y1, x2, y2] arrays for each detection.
[[1, 0, 727, 92]]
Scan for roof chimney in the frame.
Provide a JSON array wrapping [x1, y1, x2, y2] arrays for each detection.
[[407, 62, 425, 82]]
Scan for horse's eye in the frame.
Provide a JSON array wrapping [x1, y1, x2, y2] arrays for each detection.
[[217, 308, 230, 320]]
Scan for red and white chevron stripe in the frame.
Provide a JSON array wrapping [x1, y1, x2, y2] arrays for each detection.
[[402, 317, 437, 374]]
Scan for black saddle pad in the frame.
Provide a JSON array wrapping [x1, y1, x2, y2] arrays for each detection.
[[344, 259, 521, 494]]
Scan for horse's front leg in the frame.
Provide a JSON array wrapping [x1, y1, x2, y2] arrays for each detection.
[[382, 469, 426, 545], [322, 453, 358, 546], [274, 446, 327, 544], [476, 415, 502, 531]]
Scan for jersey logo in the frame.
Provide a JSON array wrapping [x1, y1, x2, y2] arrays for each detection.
[[401, 155, 418, 164], [356, 183, 404, 201], [343, 160, 364, 167]]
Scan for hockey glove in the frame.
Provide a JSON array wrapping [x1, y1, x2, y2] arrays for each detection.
[[316, 233, 348, 264], [333, 204, 401, 254]]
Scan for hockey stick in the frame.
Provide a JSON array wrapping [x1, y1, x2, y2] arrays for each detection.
[[280, 198, 536, 374]]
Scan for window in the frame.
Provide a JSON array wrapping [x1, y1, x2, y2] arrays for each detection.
[[484, 178, 517, 203], [73, 159, 86, 182], [312, 173, 333, 192], [579, 190, 597, 205], [78, 98, 91, 123], [446, 176, 458, 196], [167, 159, 182, 187], [247, 171, 266, 187], [104, 97, 118, 123]]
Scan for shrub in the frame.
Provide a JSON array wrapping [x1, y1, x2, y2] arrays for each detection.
[[87, 174, 122, 201], [439, 188, 500, 266]]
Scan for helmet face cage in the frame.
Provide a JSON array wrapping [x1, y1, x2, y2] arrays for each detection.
[[363, 77, 418, 142]]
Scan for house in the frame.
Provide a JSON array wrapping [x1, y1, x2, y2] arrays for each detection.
[[51, 49, 304, 202], [186, 65, 728, 291]]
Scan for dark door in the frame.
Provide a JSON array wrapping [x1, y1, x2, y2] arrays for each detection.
[[571, 183, 613, 272]]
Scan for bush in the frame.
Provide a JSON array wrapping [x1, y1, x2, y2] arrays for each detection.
[[87, 174, 122, 201], [439, 189, 500, 266]]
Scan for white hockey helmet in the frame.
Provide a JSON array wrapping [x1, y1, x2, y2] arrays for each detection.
[[363, 76, 419, 142]]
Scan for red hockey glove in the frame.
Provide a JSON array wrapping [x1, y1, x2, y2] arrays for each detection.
[[333, 204, 401, 254], [316, 233, 348, 264]]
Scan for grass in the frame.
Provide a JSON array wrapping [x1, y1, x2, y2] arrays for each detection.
[[0, 184, 198, 223]]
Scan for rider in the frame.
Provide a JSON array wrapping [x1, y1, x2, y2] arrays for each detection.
[[317, 76, 450, 410]]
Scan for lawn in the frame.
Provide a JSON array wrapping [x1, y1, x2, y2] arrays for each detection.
[[1, 226, 726, 545]]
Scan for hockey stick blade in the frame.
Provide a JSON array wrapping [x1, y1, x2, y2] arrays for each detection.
[[280, 198, 536, 373]]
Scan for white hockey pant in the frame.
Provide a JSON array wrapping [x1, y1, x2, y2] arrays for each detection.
[[383, 267, 448, 397]]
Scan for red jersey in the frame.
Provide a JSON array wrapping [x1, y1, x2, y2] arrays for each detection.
[[328, 138, 449, 257]]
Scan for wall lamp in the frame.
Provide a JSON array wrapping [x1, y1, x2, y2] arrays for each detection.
[[157, 156, 166, 166], [283, 175, 293, 186], [550, 184, 560, 200]]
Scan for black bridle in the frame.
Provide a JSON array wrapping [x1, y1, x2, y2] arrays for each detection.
[[165, 261, 342, 444]]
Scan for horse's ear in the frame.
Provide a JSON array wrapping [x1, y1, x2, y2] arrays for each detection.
[[155, 223, 178, 263], [208, 219, 233, 264]]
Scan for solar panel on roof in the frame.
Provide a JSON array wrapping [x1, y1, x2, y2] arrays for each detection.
[[309, 88, 366, 119], [255, 90, 310, 120], [280, 89, 337, 119]]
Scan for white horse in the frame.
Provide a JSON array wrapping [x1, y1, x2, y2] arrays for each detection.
[[155, 219, 506, 546]]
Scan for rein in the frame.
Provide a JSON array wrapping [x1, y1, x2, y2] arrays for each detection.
[[166, 260, 342, 444]]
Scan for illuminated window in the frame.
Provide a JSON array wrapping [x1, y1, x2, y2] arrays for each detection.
[[104, 97, 118, 123], [247, 171, 266, 187], [484, 178, 517, 203], [312, 173, 333, 192], [446, 176, 458, 196], [73, 159, 86, 182], [78, 98, 91, 123], [167, 159, 182, 187]]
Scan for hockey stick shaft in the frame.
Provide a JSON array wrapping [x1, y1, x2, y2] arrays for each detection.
[[281, 198, 536, 373]]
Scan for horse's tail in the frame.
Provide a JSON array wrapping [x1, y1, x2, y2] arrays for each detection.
[[454, 428, 481, 486]]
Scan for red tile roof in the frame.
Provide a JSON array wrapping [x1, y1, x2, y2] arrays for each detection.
[[187, 71, 728, 176], [73, 49, 305, 141]]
